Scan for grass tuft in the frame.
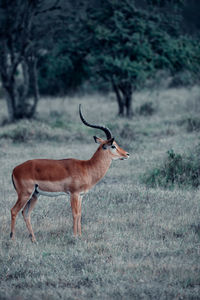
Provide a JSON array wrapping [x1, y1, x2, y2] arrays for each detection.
[[143, 147, 200, 188], [180, 117, 200, 132], [137, 101, 156, 116], [0, 119, 72, 143]]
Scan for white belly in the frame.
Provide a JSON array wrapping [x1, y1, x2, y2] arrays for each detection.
[[35, 185, 69, 197]]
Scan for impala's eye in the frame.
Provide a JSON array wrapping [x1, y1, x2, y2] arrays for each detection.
[[111, 145, 116, 149]]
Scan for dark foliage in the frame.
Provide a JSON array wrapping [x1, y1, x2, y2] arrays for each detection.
[[82, 0, 199, 116], [0, 0, 200, 121], [0, 0, 63, 120], [137, 102, 156, 116], [143, 148, 200, 188], [38, 52, 88, 95]]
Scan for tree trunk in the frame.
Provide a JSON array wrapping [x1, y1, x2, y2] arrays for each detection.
[[27, 56, 39, 117], [0, 43, 17, 121], [3, 84, 16, 122], [111, 78, 125, 116], [1, 56, 39, 121], [124, 84, 133, 117], [119, 82, 133, 117], [2, 70, 20, 121]]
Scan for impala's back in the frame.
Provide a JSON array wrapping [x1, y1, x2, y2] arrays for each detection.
[[10, 105, 129, 242]]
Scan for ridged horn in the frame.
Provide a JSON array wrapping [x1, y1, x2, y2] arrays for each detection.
[[79, 104, 112, 140]]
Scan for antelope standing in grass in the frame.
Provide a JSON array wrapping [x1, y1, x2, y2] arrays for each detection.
[[11, 105, 129, 242]]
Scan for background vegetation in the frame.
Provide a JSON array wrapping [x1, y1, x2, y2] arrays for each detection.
[[0, 0, 200, 299], [0, 0, 200, 120]]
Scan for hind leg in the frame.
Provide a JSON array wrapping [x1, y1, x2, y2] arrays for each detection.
[[22, 191, 39, 242], [10, 191, 33, 240], [71, 193, 82, 236]]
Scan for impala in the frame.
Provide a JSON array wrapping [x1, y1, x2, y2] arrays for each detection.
[[11, 105, 129, 242]]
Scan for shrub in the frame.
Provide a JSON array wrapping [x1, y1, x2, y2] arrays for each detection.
[[186, 118, 200, 132], [38, 52, 88, 96], [120, 124, 136, 139], [0, 120, 71, 143], [143, 148, 200, 188], [178, 117, 200, 132], [169, 71, 196, 88], [137, 102, 156, 116]]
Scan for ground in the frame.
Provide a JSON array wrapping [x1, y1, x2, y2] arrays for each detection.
[[0, 87, 200, 299]]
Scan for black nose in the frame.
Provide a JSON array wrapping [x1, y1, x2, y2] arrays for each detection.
[[127, 153, 130, 156]]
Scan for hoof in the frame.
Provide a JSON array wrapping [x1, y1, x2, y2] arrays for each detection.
[[29, 234, 37, 243]]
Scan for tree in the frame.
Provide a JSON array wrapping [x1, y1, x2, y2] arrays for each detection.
[[144, 0, 200, 84], [37, 12, 90, 95], [85, 1, 153, 116], [84, 0, 199, 117], [0, 0, 61, 121], [183, 0, 200, 34]]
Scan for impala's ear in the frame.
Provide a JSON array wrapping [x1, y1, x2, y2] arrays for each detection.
[[102, 137, 115, 150], [107, 137, 115, 146], [93, 136, 104, 144]]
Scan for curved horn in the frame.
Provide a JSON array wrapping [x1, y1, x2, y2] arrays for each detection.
[[79, 104, 112, 140]]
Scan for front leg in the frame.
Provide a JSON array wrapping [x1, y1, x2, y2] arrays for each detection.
[[70, 193, 82, 236]]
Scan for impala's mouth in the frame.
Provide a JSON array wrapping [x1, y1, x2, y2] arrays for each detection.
[[120, 156, 129, 160], [122, 153, 130, 160]]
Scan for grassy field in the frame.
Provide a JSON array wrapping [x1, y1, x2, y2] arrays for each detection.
[[0, 87, 200, 299]]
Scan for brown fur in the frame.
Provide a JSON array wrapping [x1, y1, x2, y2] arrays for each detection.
[[11, 138, 129, 242]]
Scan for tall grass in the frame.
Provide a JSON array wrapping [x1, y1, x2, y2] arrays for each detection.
[[143, 147, 200, 188], [0, 87, 200, 299]]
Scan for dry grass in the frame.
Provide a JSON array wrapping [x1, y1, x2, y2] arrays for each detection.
[[0, 87, 200, 299]]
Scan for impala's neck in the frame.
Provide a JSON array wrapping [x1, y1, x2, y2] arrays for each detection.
[[87, 147, 112, 186]]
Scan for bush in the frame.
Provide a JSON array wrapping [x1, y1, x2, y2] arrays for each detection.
[[137, 102, 156, 116], [143, 148, 200, 188], [0, 120, 71, 143], [120, 124, 136, 139], [38, 53, 88, 96], [178, 117, 200, 132], [186, 118, 200, 132], [169, 71, 197, 88]]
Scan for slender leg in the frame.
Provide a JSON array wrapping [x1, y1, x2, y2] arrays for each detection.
[[70, 193, 82, 236], [77, 196, 82, 236], [22, 191, 39, 242], [10, 191, 32, 240]]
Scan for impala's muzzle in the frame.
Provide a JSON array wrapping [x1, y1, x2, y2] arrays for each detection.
[[120, 152, 130, 160]]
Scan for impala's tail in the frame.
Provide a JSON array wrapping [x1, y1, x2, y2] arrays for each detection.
[[11, 173, 17, 191]]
